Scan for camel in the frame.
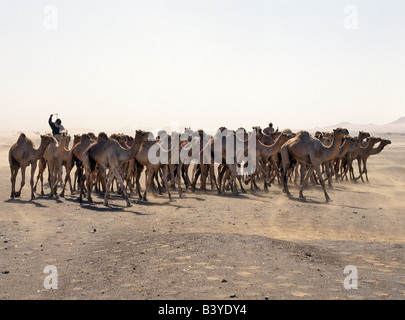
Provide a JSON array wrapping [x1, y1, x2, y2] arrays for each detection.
[[339, 131, 371, 181], [60, 133, 95, 197], [280, 127, 349, 202], [9, 133, 54, 200], [196, 127, 256, 195], [34, 132, 71, 197], [80, 130, 150, 207], [134, 132, 181, 202], [356, 139, 391, 182], [187, 130, 219, 192], [348, 136, 382, 182], [253, 132, 293, 191], [333, 136, 359, 181]]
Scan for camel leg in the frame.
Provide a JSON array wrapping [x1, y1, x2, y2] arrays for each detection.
[[78, 173, 87, 204], [314, 165, 330, 202], [135, 170, 143, 201], [186, 164, 192, 188], [200, 164, 208, 191], [299, 166, 314, 199], [177, 162, 183, 198], [229, 165, 239, 195], [60, 165, 72, 197], [280, 148, 293, 198], [86, 172, 95, 205], [325, 162, 333, 187], [209, 165, 215, 190], [363, 158, 369, 183], [182, 164, 190, 190], [190, 165, 200, 192], [103, 170, 114, 206], [217, 165, 228, 194], [53, 165, 64, 195], [237, 175, 246, 193], [143, 168, 154, 201], [30, 162, 37, 200], [15, 165, 27, 198], [356, 158, 364, 182], [209, 165, 218, 191], [220, 166, 229, 194], [334, 159, 341, 182], [34, 160, 44, 195], [48, 165, 56, 197], [10, 165, 19, 198], [66, 167, 74, 194], [162, 165, 172, 201]]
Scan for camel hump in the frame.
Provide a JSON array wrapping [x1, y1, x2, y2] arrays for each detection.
[[296, 131, 311, 140], [17, 133, 27, 143], [97, 132, 109, 141]]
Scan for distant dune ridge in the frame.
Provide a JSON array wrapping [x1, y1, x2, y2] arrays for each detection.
[[310, 117, 405, 135]]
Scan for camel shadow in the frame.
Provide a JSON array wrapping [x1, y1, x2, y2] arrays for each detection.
[[35, 194, 65, 204], [134, 199, 192, 210], [287, 196, 325, 205], [168, 193, 206, 201], [4, 198, 48, 208], [79, 201, 150, 215], [215, 193, 250, 199]]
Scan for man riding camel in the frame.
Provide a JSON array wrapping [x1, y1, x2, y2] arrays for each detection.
[[48, 114, 65, 141]]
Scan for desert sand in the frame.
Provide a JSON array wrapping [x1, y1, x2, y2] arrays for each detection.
[[0, 131, 404, 300]]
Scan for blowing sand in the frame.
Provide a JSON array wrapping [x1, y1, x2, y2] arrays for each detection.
[[0, 132, 404, 300]]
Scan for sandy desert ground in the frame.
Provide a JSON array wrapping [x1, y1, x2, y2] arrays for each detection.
[[0, 131, 404, 300]]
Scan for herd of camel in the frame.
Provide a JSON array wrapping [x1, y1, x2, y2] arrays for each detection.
[[8, 125, 391, 207]]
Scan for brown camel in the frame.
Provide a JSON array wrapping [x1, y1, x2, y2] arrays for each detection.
[[253, 132, 293, 191], [200, 127, 256, 195], [339, 131, 371, 181], [80, 130, 150, 207], [34, 132, 71, 197], [187, 130, 219, 192], [333, 136, 359, 181], [348, 136, 382, 182], [135, 132, 181, 202], [280, 127, 349, 202], [60, 133, 95, 197], [357, 139, 391, 182], [9, 133, 54, 200]]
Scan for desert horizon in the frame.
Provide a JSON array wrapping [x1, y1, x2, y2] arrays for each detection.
[[1, 116, 405, 139]]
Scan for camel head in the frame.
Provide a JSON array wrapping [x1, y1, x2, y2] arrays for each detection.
[[88, 132, 97, 140], [333, 128, 349, 138], [135, 130, 151, 143], [358, 131, 371, 140], [73, 134, 81, 145], [278, 132, 293, 144], [60, 131, 71, 143], [365, 136, 382, 145], [40, 134, 55, 147], [314, 131, 322, 139]]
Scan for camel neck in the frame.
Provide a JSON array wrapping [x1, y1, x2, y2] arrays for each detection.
[[35, 139, 50, 159], [122, 137, 143, 161], [324, 135, 345, 160], [370, 142, 386, 155]]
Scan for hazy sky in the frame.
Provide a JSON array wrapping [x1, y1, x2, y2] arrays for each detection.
[[0, 0, 404, 134]]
